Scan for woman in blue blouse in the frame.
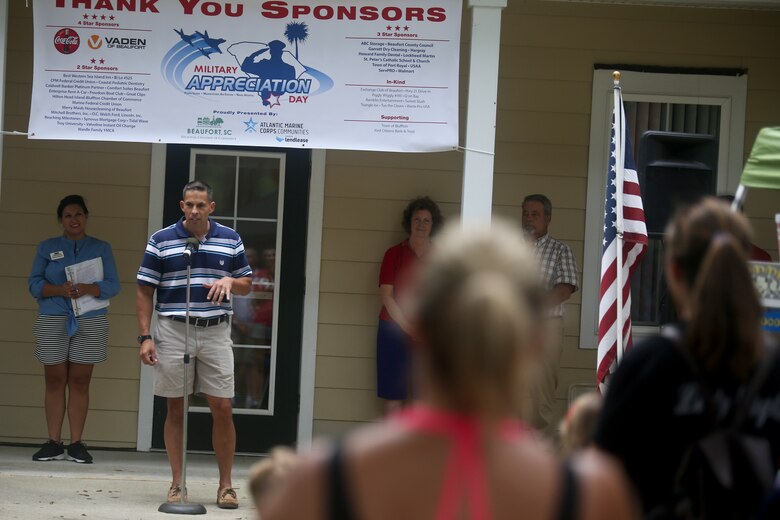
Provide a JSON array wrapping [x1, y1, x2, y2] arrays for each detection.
[[28, 195, 120, 464]]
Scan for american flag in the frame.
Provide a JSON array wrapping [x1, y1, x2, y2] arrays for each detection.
[[596, 88, 648, 389]]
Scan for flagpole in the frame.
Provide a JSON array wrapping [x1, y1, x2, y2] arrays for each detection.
[[613, 71, 625, 364]]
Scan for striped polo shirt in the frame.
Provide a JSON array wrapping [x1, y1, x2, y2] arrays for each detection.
[[137, 218, 252, 318]]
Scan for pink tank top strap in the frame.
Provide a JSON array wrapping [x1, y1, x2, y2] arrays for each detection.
[[392, 406, 530, 520]]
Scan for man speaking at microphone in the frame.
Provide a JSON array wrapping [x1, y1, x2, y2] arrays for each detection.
[[136, 180, 252, 509]]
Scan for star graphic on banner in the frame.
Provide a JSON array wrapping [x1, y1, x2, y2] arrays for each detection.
[[386, 25, 392, 30], [90, 58, 96, 64], [268, 95, 281, 109], [101, 15, 106, 20], [109, 15, 115, 20], [244, 118, 258, 132], [404, 25, 409, 31], [83, 13, 89, 20], [92, 14, 98, 20], [395, 25, 401, 30], [99, 58, 105, 64]]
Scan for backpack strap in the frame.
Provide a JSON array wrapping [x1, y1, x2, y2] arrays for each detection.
[[555, 460, 579, 520], [327, 440, 357, 520]]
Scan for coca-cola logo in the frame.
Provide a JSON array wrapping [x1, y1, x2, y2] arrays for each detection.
[[53, 28, 80, 55]]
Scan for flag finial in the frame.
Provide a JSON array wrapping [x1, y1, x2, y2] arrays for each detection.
[[612, 70, 621, 85]]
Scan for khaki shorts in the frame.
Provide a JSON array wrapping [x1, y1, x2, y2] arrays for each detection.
[[153, 316, 235, 398]]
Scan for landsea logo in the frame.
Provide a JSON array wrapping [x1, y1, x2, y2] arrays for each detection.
[[197, 116, 224, 128], [187, 116, 232, 136]]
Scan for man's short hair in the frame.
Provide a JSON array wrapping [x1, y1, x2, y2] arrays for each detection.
[[522, 194, 552, 217], [182, 180, 213, 201]]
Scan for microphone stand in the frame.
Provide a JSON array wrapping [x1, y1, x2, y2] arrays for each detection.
[[159, 246, 206, 515]]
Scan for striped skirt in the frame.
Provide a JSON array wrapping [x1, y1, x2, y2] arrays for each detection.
[[33, 314, 109, 365]]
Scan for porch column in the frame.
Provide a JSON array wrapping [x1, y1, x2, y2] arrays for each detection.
[[460, 0, 506, 225], [0, 0, 8, 200]]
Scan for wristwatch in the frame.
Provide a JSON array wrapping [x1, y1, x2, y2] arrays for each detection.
[[137, 334, 152, 344]]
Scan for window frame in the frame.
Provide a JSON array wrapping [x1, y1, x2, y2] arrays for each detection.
[[578, 69, 747, 348]]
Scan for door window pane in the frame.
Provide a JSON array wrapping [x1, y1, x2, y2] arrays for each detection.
[[194, 154, 236, 215], [233, 347, 271, 410], [238, 157, 280, 220]]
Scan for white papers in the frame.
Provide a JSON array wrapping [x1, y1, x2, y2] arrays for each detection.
[[66, 257, 109, 317]]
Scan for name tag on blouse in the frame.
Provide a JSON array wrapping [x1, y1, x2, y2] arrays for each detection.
[[50, 251, 65, 260]]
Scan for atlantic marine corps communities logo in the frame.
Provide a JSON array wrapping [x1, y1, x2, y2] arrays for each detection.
[[161, 22, 333, 110], [54, 28, 80, 55]]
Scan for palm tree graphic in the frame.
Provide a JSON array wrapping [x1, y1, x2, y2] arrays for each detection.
[[284, 22, 309, 60]]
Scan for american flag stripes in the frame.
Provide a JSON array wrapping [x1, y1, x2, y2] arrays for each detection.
[[596, 85, 648, 389]]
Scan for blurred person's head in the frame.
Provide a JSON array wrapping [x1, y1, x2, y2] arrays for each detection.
[[263, 246, 276, 274], [245, 247, 260, 270], [522, 194, 552, 239], [665, 197, 762, 378], [413, 220, 544, 416], [402, 196, 444, 239], [559, 392, 601, 456], [248, 446, 299, 509]]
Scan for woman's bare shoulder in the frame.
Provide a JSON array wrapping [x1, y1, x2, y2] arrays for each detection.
[[259, 423, 413, 520], [258, 440, 330, 520]]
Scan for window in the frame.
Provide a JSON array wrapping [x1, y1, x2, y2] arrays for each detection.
[[579, 69, 747, 348]]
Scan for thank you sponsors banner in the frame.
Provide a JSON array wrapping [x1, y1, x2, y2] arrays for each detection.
[[30, 0, 462, 152]]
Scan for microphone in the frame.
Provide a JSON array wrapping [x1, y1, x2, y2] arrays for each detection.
[[183, 237, 199, 260]]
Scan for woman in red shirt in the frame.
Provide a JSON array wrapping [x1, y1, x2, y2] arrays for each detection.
[[377, 196, 443, 412]]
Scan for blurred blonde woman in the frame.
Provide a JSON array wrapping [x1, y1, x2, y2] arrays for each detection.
[[261, 221, 637, 520]]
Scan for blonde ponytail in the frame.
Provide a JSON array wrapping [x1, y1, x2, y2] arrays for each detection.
[[416, 221, 544, 414]]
